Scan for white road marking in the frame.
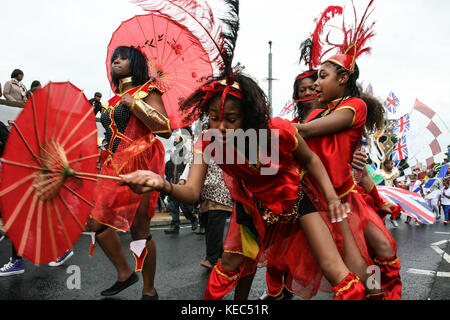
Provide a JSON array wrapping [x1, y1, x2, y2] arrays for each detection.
[[430, 238, 450, 264], [435, 232, 450, 235], [408, 268, 450, 278]]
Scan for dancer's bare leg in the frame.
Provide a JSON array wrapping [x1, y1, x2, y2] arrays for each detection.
[[131, 193, 157, 297], [87, 218, 133, 282]]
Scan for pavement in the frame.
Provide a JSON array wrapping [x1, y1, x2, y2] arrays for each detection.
[[0, 211, 191, 234]]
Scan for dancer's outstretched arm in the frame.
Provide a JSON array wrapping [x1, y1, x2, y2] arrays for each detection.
[[120, 151, 207, 205]]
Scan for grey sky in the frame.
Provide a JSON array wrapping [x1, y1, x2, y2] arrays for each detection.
[[1, 0, 449, 163]]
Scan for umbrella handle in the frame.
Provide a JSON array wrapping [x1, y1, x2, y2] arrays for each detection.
[[74, 171, 155, 189]]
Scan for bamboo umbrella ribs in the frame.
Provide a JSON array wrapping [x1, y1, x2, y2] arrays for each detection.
[[0, 82, 121, 264]]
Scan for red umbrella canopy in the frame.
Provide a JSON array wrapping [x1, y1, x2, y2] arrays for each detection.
[[0, 82, 99, 264], [106, 14, 213, 129]]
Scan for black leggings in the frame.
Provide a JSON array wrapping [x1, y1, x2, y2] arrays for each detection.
[[12, 245, 21, 260]]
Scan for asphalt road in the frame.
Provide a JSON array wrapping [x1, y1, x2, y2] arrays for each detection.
[[0, 215, 449, 300]]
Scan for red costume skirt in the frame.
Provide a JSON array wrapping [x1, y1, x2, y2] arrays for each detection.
[[90, 123, 165, 232], [222, 176, 372, 299]]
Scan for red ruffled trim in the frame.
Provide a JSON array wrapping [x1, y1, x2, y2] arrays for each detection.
[[332, 272, 366, 300]]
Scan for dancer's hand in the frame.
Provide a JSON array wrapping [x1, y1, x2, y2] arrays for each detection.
[[351, 151, 367, 170], [120, 94, 134, 108], [119, 170, 165, 194], [327, 199, 350, 223]]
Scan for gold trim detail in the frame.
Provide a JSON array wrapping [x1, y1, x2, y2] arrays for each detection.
[[373, 257, 399, 266], [338, 183, 357, 199], [118, 77, 133, 94], [335, 106, 356, 126], [213, 265, 240, 281], [132, 100, 171, 134], [334, 276, 361, 297]]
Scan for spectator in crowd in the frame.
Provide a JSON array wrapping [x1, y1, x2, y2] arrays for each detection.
[[0, 83, 2, 97], [3, 69, 27, 104], [89, 92, 103, 116], [425, 174, 444, 220], [441, 179, 450, 225], [164, 136, 198, 234], [377, 160, 401, 227], [26, 80, 42, 99], [179, 148, 233, 269]]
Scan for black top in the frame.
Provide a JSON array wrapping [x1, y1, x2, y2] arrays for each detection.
[[100, 104, 133, 154], [90, 98, 103, 116]]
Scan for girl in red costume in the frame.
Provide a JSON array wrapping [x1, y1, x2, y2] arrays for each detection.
[[121, 0, 371, 300], [88, 45, 171, 300], [293, 1, 401, 299], [121, 70, 370, 300], [350, 93, 402, 300]]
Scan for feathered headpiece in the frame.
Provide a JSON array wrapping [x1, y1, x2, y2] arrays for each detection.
[[295, 6, 343, 81], [133, 0, 241, 119], [315, 0, 376, 73]]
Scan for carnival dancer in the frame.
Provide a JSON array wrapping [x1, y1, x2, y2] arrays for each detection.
[[291, 38, 323, 124], [121, 68, 371, 300], [259, 38, 324, 301], [292, 0, 401, 299], [127, 0, 370, 301], [350, 93, 402, 300], [88, 45, 171, 300]]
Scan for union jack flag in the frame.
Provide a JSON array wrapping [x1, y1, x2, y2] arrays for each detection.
[[392, 136, 408, 162], [384, 91, 400, 113], [393, 114, 410, 135], [279, 100, 294, 117], [377, 186, 435, 224]]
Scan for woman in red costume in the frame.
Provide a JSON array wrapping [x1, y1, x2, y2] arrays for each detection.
[[120, 0, 373, 301], [291, 39, 323, 125], [293, 1, 401, 299], [121, 69, 371, 300], [88, 45, 171, 300], [350, 93, 402, 300]]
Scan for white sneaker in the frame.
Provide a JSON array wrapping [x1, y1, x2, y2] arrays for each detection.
[[391, 220, 399, 228], [48, 250, 74, 267], [259, 292, 284, 300]]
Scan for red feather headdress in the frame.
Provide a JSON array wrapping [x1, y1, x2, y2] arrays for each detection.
[[296, 6, 343, 81], [316, 0, 376, 73]]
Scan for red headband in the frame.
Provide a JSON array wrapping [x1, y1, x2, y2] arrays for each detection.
[[295, 70, 318, 81], [200, 80, 243, 120], [295, 94, 319, 103]]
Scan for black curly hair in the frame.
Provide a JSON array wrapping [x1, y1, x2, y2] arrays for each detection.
[[360, 91, 385, 136], [292, 70, 318, 122], [180, 71, 271, 131]]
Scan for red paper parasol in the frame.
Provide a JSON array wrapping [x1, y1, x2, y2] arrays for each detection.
[[0, 82, 106, 264], [106, 14, 213, 129]]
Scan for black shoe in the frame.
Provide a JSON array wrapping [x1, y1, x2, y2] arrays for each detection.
[[141, 291, 159, 300], [191, 218, 199, 231], [195, 226, 206, 235], [101, 272, 139, 296], [164, 225, 180, 234]]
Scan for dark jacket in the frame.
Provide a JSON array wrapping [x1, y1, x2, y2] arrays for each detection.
[[89, 98, 102, 116]]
